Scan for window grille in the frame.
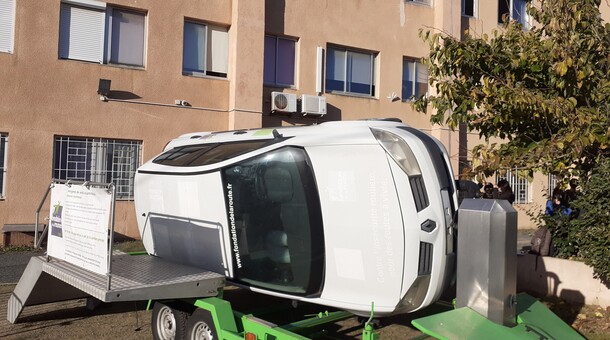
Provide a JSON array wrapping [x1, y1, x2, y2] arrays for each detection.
[[53, 137, 142, 199], [497, 169, 531, 204], [0, 133, 7, 198]]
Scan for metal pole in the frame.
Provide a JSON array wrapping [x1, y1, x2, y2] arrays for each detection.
[[34, 182, 54, 249], [106, 184, 117, 291]]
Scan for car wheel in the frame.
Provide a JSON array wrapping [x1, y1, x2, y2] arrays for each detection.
[[152, 301, 189, 340], [185, 308, 218, 340]]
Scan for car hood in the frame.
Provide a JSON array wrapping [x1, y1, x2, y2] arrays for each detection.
[[306, 144, 405, 310]]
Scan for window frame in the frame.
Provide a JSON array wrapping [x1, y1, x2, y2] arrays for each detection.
[[462, 0, 477, 18], [105, 6, 147, 67], [53, 136, 142, 200], [58, 1, 147, 68], [498, 0, 530, 28], [263, 35, 297, 88], [0, 0, 16, 54], [406, 0, 432, 6], [325, 45, 376, 97], [402, 58, 429, 102], [0, 133, 8, 199], [182, 20, 229, 78]]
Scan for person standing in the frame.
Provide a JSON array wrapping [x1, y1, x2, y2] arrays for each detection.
[[494, 179, 515, 204]]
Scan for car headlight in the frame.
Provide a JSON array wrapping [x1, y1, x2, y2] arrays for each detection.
[[371, 128, 422, 177]]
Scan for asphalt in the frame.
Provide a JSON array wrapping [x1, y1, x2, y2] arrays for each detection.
[[0, 249, 44, 284]]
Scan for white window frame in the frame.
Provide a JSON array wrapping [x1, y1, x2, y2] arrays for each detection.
[[53, 136, 142, 200], [402, 58, 429, 101], [59, 1, 147, 67], [406, 0, 432, 6], [263, 35, 297, 87], [497, 169, 531, 204], [0, 0, 15, 54], [462, 0, 478, 18], [0, 133, 7, 199], [325, 45, 376, 97], [182, 20, 229, 78], [498, 0, 530, 29]]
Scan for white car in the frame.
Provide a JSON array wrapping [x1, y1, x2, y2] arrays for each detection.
[[134, 119, 457, 316]]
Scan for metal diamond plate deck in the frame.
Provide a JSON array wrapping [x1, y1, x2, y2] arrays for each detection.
[[40, 252, 225, 302]]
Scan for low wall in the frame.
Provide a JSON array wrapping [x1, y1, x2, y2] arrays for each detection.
[[517, 253, 610, 308]]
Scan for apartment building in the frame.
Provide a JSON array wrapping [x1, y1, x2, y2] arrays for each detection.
[[0, 0, 606, 245]]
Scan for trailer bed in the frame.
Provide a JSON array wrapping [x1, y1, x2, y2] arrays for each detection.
[[7, 252, 225, 323]]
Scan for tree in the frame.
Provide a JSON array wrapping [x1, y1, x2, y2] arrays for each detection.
[[415, 0, 610, 281], [415, 0, 610, 181]]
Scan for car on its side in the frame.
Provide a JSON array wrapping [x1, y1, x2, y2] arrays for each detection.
[[134, 119, 458, 316]]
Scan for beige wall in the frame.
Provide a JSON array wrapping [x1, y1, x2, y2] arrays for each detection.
[[2, 1, 609, 241], [0, 0, 242, 238]]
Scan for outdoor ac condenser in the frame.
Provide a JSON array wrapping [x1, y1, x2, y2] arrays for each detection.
[[271, 92, 297, 113], [300, 95, 327, 116]]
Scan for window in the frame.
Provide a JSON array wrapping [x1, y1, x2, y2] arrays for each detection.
[[498, 0, 529, 28], [264, 35, 296, 87], [59, 2, 146, 67], [497, 169, 531, 204], [0, 0, 15, 53], [402, 58, 428, 101], [53, 137, 142, 199], [183, 21, 228, 78], [463, 0, 477, 17], [326, 46, 376, 96], [406, 0, 432, 5], [222, 147, 324, 295], [0, 133, 7, 198], [153, 140, 280, 167]]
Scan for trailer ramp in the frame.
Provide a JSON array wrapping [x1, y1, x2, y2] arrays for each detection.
[[7, 252, 225, 324]]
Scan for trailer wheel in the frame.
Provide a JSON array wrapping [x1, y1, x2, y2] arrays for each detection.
[[185, 309, 218, 340], [152, 302, 188, 340]]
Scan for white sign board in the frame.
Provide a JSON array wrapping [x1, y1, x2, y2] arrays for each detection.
[[47, 183, 112, 275]]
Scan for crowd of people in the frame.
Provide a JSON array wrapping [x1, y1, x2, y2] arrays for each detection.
[[480, 179, 515, 204]]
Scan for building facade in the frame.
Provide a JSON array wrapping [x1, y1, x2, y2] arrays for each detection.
[[0, 0, 607, 244]]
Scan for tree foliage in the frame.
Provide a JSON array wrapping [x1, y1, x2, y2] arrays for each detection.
[[415, 0, 610, 180]]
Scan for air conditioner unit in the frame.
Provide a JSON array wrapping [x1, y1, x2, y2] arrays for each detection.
[[271, 92, 297, 113], [300, 95, 327, 116]]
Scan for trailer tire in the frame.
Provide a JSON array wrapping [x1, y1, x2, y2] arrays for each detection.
[[152, 301, 189, 340], [185, 309, 218, 340]]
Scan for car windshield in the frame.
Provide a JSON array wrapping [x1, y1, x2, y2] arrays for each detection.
[[153, 140, 272, 167], [222, 147, 324, 295]]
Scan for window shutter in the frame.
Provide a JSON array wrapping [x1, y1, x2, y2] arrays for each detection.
[[206, 26, 228, 77], [59, 4, 105, 63], [0, 0, 15, 53]]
